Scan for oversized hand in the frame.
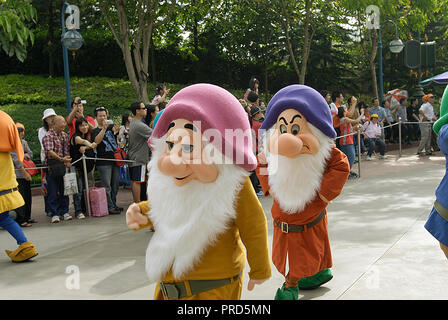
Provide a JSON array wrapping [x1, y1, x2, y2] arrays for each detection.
[[126, 203, 149, 230], [247, 278, 268, 291]]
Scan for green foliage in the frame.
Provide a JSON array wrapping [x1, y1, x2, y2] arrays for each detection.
[[0, 74, 250, 156], [0, 0, 37, 61]]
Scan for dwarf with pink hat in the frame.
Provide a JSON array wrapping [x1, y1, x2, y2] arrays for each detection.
[[256, 84, 350, 300], [125, 83, 271, 300]]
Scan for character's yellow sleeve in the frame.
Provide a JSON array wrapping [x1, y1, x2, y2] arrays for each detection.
[[134, 200, 154, 231], [235, 177, 272, 280]]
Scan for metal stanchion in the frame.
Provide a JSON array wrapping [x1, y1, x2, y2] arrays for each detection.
[[357, 128, 361, 178], [398, 120, 402, 158], [82, 154, 92, 217]]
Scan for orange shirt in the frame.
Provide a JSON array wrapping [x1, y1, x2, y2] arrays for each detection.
[[257, 146, 349, 279]]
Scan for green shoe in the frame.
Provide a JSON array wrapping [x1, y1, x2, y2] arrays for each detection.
[[274, 283, 299, 300], [298, 268, 333, 290]]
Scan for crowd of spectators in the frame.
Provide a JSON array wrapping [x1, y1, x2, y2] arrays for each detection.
[[7, 80, 441, 224], [321, 90, 440, 179], [9, 84, 169, 225]]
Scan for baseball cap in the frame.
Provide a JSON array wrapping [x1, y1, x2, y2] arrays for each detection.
[[370, 113, 379, 119], [16, 122, 25, 130]]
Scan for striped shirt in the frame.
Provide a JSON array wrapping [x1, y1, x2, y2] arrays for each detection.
[[42, 129, 69, 164]]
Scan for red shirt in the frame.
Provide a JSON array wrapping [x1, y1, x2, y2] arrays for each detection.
[[339, 117, 353, 145], [256, 146, 350, 280], [251, 120, 262, 153]]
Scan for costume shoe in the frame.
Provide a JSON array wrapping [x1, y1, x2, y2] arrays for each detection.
[[5, 241, 38, 263], [274, 283, 299, 300], [298, 268, 333, 290]]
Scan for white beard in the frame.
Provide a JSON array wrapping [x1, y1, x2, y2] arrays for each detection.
[[263, 124, 333, 214], [144, 136, 249, 283]]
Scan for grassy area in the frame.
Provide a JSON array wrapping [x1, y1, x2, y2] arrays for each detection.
[[0, 74, 249, 157], [0, 74, 247, 107]]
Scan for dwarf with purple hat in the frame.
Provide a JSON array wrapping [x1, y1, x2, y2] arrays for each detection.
[[256, 84, 350, 300], [125, 83, 271, 300]]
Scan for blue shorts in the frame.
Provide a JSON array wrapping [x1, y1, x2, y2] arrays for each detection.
[[424, 207, 448, 247]]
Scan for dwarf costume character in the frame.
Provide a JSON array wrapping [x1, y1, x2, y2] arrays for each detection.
[[126, 84, 271, 300], [424, 85, 448, 259], [0, 110, 38, 262], [256, 85, 350, 300]]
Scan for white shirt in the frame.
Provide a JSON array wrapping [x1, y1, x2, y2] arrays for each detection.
[[329, 102, 338, 115], [419, 102, 435, 122], [151, 95, 162, 105], [362, 120, 382, 138], [38, 127, 48, 163]]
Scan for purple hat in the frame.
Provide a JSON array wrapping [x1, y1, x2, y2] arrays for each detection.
[[260, 85, 336, 138]]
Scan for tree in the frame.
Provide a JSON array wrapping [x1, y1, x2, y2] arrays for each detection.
[[0, 0, 37, 62], [278, 0, 345, 85], [99, 0, 176, 103], [341, 0, 442, 98]]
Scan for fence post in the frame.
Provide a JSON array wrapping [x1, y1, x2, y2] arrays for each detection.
[[398, 120, 402, 158], [357, 128, 361, 178], [82, 154, 91, 217]]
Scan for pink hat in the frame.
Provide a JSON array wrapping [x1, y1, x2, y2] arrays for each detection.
[[151, 83, 256, 171]]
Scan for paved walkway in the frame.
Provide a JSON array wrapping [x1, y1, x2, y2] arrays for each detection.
[[0, 145, 446, 300]]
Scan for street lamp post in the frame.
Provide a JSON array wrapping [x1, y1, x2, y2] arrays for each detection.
[[378, 20, 404, 106], [61, 2, 84, 114]]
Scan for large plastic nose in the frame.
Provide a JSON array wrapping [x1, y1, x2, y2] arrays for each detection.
[[276, 133, 303, 158], [157, 153, 189, 176]]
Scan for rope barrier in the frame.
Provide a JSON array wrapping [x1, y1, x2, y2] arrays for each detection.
[[16, 155, 137, 172]]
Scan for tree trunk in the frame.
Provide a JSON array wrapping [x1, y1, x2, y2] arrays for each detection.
[[280, 0, 301, 81], [150, 34, 156, 84], [281, 0, 314, 84], [299, 0, 313, 85], [101, 0, 175, 104], [369, 29, 379, 98]]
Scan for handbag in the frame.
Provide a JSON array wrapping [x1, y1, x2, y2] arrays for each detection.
[[47, 158, 66, 178], [63, 167, 78, 196], [114, 147, 127, 167], [23, 159, 38, 176]]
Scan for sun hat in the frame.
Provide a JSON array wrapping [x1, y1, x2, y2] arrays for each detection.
[[42, 108, 57, 121]]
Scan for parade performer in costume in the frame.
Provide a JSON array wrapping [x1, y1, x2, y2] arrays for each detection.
[[126, 83, 271, 300], [256, 85, 350, 300], [424, 85, 448, 259], [0, 110, 38, 262]]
